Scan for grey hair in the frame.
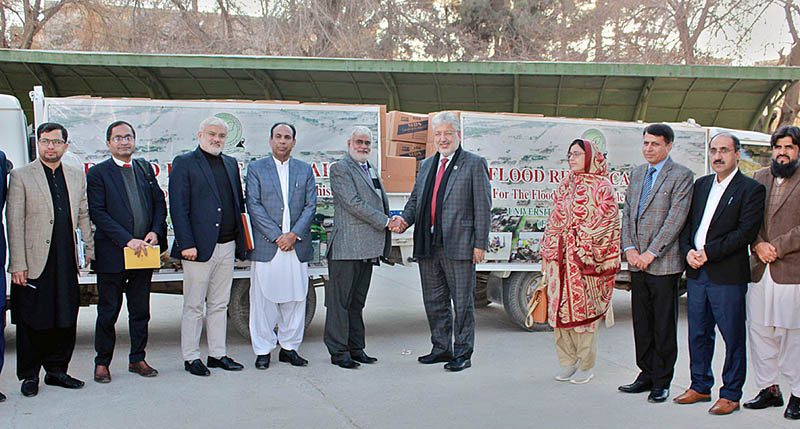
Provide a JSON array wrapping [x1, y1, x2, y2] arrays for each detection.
[[199, 116, 228, 134], [431, 111, 460, 130], [350, 126, 373, 141]]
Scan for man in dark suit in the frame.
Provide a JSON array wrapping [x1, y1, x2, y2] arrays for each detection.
[[395, 111, 492, 372], [170, 116, 247, 376], [0, 149, 8, 403], [675, 133, 766, 415], [325, 126, 391, 369], [86, 121, 167, 383], [618, 124, 694, 403]]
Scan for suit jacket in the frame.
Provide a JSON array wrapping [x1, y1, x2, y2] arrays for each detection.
[[750, 167, 800, 283], [1, 150, 7, 310], [87, 158, 167, 274], [169, 147, 246, 262], [327, 154, 391, 260], [621, 157, 694, 275], [6, 160, 95, 279], [246, 155, 316, 263], [679, 170, 765, 284], [401, 149, 492, 261]]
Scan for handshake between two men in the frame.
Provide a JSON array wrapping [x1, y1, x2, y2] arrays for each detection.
[[388, 215, 408, 233]]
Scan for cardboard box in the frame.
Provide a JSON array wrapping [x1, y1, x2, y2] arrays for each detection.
[[386, 111, 429, 144], [388, 140, 426, 161], [381, 156, 417, 193]]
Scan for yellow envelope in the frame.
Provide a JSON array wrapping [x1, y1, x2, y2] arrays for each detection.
[[124, 246, 162, 269]]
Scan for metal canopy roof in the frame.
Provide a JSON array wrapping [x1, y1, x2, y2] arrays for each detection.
[[1, 48, 799, 130]]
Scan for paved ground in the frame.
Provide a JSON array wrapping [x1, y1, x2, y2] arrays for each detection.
[[0, 264, 796, 428]]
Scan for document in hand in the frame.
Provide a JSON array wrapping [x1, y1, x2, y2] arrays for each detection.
[[124, 246, 162, 269], [241, 213, 255, 251]]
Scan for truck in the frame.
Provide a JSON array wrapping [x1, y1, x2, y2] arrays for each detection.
[[2, 87, 773, 336]]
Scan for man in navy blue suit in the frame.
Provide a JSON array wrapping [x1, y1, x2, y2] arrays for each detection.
[[1, 149, 8, 402], [170, 116, 247, 376], [86, 121, 167, 383]]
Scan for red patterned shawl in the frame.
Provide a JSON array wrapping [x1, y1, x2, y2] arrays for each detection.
[[540, 140, 621, 330]]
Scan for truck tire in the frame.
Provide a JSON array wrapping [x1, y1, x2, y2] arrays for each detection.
[[228, 278, 319, 339], [475, 272, 490, 307], [503, 272, 552, 332]]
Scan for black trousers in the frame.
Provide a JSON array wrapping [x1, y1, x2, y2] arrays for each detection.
[[324, 259, 373, 359], [16, 321, 76, 380], [630, 271, 681, 389], [94, 270, 153, 366]]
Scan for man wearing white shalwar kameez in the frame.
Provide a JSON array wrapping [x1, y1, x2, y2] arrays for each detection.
[[245, 123, 317, 369], [746, 125, 800, 420]]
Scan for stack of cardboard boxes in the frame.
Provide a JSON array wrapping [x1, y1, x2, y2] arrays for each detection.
[[381, 111, 429, 192]]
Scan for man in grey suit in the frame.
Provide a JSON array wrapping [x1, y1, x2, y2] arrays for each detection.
[[394, 111, 492, 372], [246, 123, 316, 369], [325, 126, 391, 369], [618, 123, 694, 403]]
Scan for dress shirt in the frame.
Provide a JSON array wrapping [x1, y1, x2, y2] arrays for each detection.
[[694, 168, 738, 250], [273, 156, 291, 234], [111, 156, 131, 167]]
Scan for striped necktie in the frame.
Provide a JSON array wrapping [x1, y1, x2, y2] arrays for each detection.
[[638, 167, 656, 219]]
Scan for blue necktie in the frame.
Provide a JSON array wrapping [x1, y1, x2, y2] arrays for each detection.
[[362, 163, 369, 175], [638, 167, 656, 219]]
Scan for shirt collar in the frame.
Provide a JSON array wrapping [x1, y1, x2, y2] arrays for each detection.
[[111, 156, 131, 167], [273, 156, 290, 167], [648, 156, 669, 173], [714, 168, 738, 188]]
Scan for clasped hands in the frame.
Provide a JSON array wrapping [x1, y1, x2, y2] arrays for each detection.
[[388, 215, 408, 233], [754, 241, 778, 265], [686, 248, 708, 269], [625, 248, 656, 270]]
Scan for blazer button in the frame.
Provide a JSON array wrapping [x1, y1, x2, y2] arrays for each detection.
[[215, 223, 220, 227], [217, 208, 221, 212], [46, 239, 50, 244], [50, 220, 53, 224]]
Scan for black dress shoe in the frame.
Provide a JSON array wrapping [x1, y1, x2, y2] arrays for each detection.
[[418, 351, 453, 364], [785, 395, 800, 420], [619, 379, 653, 393], [279, 349, 308, 367], [350, 350, 377, 364], [0, 391, 6, 402], [21, 378, 39, 397], [444, 357, 471, 372], [648, 388, 670, 403], [255, 354, 270, 370], [744, 385, 783, 409], [184, 359, 211, 376], [331, 356, 360, 369], [207, 356, 244, 371], [44, 373, 85, 389]]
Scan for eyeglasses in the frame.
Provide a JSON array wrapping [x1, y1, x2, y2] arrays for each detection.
[[433, 131, 457, 138], [709, 147, 735, 155], [111, 135, 134, 143], [566, 151, 584, 159], [39, 138, 66, 146]]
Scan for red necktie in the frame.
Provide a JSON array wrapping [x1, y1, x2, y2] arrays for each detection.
[[122, 163, 131, 168], [430, 158, 449, 226]]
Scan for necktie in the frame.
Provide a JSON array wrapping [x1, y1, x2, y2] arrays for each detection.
[[638, 167, 656, 219], [430, 158, 449, 226], [122, 163, 131, 168], [361, 163, 369, 175]]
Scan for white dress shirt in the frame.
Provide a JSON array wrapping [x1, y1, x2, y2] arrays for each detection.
[[694, 169, 737, 250]]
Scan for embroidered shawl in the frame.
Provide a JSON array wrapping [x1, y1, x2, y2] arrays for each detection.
[[540, 139, 621, 331]]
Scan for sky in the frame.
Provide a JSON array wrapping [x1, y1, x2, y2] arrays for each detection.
[[700, 2, 793, 65]]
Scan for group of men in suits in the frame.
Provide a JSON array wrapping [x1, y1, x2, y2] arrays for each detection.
[[618, 122, 800, 419]]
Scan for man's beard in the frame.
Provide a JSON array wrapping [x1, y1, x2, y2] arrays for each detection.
[[771, 157, 800, 178]]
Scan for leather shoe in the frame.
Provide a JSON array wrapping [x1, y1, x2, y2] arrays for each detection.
[[129, 361, 158, 377], [709, 398, 739, 415], [94, 365, 111, 383], [673, 388, 711, 404], [618, 379, 652, 393], [350, 350, 377, 364], [0, 391, 6, 402], [648, 388, 670, 403], [418, 351, 453, 364], [331, 356, 360, 369], [207, 356, 244, 371], [743, 385, 783, 409], [184, 359, 211, 376], [444, 357, 471, 372], [279, 349, 308, 367], [785, 395, 800, 420], [255, 354, 270, 370], [21, 378, 38, 397], [44, 372, 85, 389]]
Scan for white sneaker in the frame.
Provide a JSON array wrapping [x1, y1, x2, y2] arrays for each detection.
[[570, 369, 594, 384], [554, 365, 578, 381]]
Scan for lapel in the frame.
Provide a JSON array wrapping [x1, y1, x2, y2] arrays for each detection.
[[287, 157, 298, 207], [133, 160, 153, 213], [107, 159, 134, 215], [442, 152, 462, 202], [31, 161, 55, 219], [193, 148, 221, 205], [773, 167, 800, 214], [640, 158, 672, 215], [346, 154, 375, 191], [372, 161, 390, 212], [264, 154, 284, 206], [222, 155, 241, 208], [710, 170, 741, 226], [63, 164, 81, 227]]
